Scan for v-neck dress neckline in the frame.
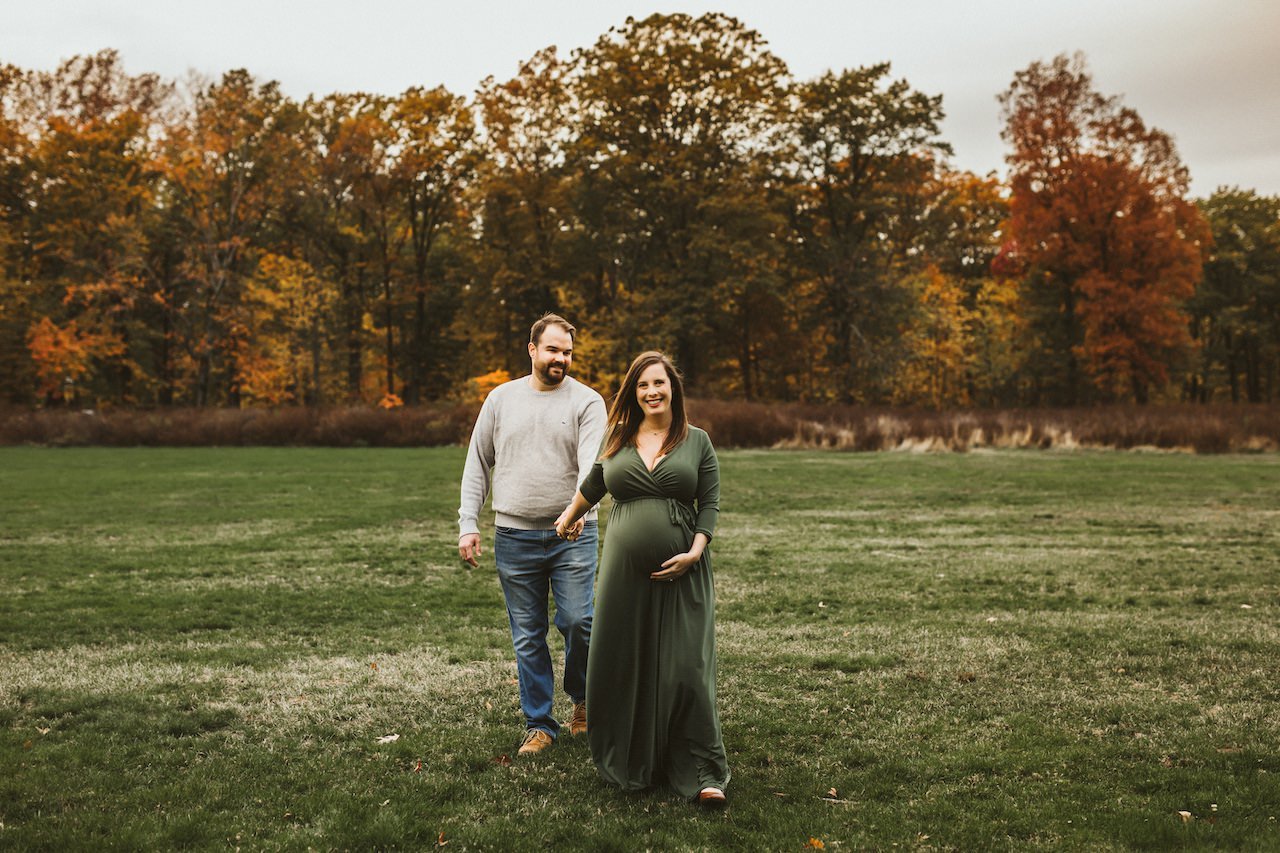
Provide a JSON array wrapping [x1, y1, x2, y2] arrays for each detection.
[[635, 443, 667, 474]]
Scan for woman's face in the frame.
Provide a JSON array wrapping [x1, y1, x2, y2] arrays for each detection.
[[635, 362, 672, 420]]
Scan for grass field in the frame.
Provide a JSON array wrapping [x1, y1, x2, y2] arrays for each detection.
[[2, 447, 1279, 850]]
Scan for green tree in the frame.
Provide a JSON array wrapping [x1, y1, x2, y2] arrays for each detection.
[[470, 49, 578, 381], [0, 63, 36, 402], [393, 85, 475, 402], [570, 13, 790, 391], [783, 63, 950, 402], [1192, 189, 1280, 402]]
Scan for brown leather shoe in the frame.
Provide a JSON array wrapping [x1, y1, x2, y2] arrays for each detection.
[[696, 786, 727, 808], [517, 729, 553, 756], [567, 701, 587, 736]]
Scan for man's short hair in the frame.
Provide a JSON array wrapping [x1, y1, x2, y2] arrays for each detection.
[[530, 313, 576, 346]]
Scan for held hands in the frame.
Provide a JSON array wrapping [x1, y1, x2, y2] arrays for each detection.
[[554, 509, 584, 541]]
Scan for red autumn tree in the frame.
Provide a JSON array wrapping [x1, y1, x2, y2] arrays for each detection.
[[999, 53, 1208, 403]]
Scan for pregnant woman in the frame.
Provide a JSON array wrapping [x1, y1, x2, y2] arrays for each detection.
[[555, 351, 729, 806]]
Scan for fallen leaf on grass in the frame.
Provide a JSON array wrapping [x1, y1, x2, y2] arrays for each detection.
[[1177, 810, 1193, 823], [377, 734, 400, 744], [493, 754, 512, 767], [1240, 604, 1253, 610], [827, 788, 838, 798], [36, 727, 50, 735], [1217, 745, 1242, 753], [413, 759, 423, 772], [437, 831, 448, 847], [804, 838, 826, 850], [957, 671, 977, 683], [370, 662, 379, 671]]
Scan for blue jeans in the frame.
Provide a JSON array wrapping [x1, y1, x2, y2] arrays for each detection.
[[493, 522, 597, 738]]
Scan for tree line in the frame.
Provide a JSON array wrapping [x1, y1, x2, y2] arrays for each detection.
[[1, 14, 1277, 409]]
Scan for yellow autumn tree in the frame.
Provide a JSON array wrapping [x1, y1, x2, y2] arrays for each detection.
[[968, 276, 1023, 405], [232, 254, 334, 406], [460, 369, 512, 405], [896, 266, 974, 407]]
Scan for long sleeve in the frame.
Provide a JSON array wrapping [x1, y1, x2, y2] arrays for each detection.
[[693, 431, 720, 539], [580, 458, 608, 507], [577, 396, 607, 495], [457, 395, 497, 537]]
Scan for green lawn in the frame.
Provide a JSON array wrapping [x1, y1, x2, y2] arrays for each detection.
[[2, 447, 1278, 850]]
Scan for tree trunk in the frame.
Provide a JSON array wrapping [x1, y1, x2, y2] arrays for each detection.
[[309, 317, 323, 406], [1246, 340, 1261, 403], [346, 295, 363, 402], [384, 282, 395, 398], [736, 298, 754, 401], [1131, 373, 1149, 405]]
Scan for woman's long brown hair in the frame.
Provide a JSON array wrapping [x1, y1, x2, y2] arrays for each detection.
[[601, 351, 689, 459]]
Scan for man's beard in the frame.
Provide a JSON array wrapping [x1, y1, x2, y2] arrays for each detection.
[[536, 362, 567, 385]]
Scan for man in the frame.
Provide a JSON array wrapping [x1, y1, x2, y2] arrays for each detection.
[[458, 313, 607, 756]]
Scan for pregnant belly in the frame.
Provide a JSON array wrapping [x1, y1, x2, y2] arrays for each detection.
[[604, 498, 690, 571]]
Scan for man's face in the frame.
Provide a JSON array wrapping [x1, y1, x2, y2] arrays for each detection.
[[529, 325, 574, 386]]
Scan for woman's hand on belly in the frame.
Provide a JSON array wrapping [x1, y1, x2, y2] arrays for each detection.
[[649, 533, 709, 582]]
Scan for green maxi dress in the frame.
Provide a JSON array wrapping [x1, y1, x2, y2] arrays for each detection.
[[579, 426, 729, 799]]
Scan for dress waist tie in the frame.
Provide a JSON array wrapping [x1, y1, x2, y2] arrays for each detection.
[[612, 495, 696, 532]]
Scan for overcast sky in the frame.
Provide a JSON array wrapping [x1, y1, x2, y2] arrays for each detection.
[[5, 0, 1278, 197]]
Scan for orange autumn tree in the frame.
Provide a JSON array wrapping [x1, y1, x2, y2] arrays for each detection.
[[11, 52, 173, 405], [1000, 53, 1208, 403], [26, 316, 125, 401]]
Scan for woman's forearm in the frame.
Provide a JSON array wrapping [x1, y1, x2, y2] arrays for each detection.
[[559, 490, 593, 526]]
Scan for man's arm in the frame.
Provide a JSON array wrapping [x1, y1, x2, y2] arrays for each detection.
[[576, 394, 607, 490], [458, 396, 498, 565]]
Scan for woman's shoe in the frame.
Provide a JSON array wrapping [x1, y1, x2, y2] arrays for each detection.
[[696, 786, 726, 807]]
